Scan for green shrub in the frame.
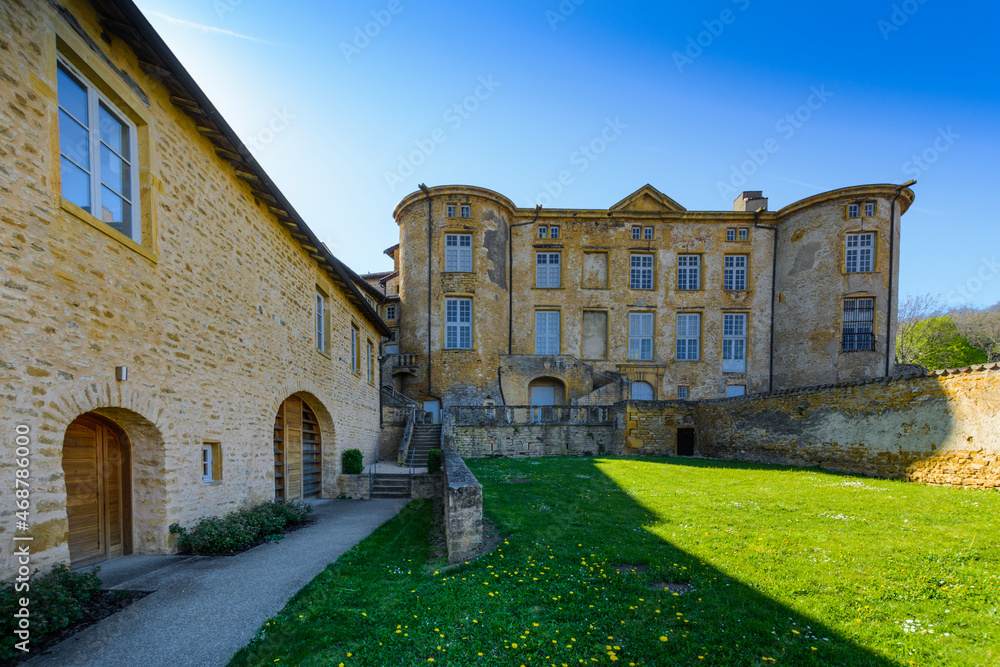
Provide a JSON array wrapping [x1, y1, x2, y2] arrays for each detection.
[[427, 449, 442, 473], [170, 500, 313, 555], [342, 448, 364, 474], [0, 563, 102, 659]]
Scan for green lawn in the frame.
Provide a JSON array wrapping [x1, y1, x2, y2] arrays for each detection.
[[229, 458, 999, 666]]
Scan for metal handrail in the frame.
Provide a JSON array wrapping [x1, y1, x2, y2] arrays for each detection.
[[382, 384, 422, 408], [399, 405, 416, 475]]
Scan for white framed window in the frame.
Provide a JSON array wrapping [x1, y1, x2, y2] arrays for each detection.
[[538, 225, 548, 239], [445, 234, 472, 272], [446, 203, 457, 217], [677, 255, 700, 290], [549, 226, 560, 239], [315, 291, 326, 352], [865, 202, 876, 217], [445, 298, 473, 349], [385, 304, 396, 321], [726, 228, 736, 242], [842, 297, 875, 352], [460, 204, 471, 218], [57, 59, 141, 242], [367, 340, 374, 382], [630, 254, 654, 290], [846, 233, 874, 273], [723, 255, 747, 290], [726, 385, 746, 397], [628, 312, 654, 360], [536, 252, 561, 288], [632, 226, 642, 240], [848, 203, 860, 218], [643, 226, 653, 240], [534, 311, 560, 355], [739, 228, 748, 241], [350, 325, 359, 372], [677, 386, 689, 399], [202, 444, 215, 482], [722, 313, 747, 373], [676, 313, 700, 360]]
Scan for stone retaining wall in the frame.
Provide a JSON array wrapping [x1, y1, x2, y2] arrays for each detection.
[[442, 451, 482, 563]]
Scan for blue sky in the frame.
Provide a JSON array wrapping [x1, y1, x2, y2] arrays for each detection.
[[134, 0, 999, 308]]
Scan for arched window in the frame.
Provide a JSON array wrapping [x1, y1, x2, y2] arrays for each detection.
[[632, 381, 654, 401]]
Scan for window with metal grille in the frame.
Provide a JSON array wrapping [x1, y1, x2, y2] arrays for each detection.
[[723, 255, 747, 290], [445, 234, 472, 272], [630, 254, 654, 290], [842, 297, 875, 351], [676, 313, 700, 360], [722, 313, 747, 372], [677, 255, 700, 290], [536, 252, 561, 288], [445, 298, 473, 349], [534, 311, 560, 355], [385, 304, 396, 320], [846, 233, 874, 272], [628, 312, 654, 360]]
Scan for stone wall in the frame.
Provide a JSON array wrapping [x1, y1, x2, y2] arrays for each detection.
[[444, 405, 614, 458], [615, 401, 697, 456], [442, 451, 482, 563], [0, 0, 384, 576]]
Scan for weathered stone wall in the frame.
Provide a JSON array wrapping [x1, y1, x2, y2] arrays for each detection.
[[411, 473, 442, 500], [0, 0, 383, 576], [499, 354, 595, 405], [614, 401, 698, 456], [443, 405, 614, 458], [442, 451, 482, 563], [692, 366, 1000, 487]]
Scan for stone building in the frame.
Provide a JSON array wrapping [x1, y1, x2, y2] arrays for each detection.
[[0, 0, 389, 576], [388, 182, 914, 414]]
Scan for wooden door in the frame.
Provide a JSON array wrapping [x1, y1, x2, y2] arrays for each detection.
[[274, 396, 322, 500], [63, 415, 130, 568]]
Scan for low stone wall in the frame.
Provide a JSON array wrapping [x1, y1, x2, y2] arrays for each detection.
[[335, 475, 370, 500], [614, 401, 697, 456], [443, 451, 483, 563], [692, 366, 1000, 487], [445, 405, 614, 457], [412, 473, 443, 499]]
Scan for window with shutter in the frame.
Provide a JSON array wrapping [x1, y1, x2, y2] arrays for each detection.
[[628, 312, 654, 360], [534, 311, 561, 355]]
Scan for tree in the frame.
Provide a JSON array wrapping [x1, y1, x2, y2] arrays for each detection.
[[896, 294, 944, 365], [902, 316, 987, 370], [952, 303, 1000, 363]]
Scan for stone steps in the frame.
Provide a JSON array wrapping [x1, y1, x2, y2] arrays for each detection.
[[371, 473, 411, 499]]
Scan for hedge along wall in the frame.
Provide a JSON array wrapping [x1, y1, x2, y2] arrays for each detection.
[[691, 365, 1000, 488]]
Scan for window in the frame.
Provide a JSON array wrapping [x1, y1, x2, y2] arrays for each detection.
[[315, 291, 326, 352], [445, 234, 472, 272], [350, 325, 359, 372], [581, 311, 608, 359], [386, 329, 397, 343], [549, 226, 560, 239], [445, 298, 473, 349], [842, 297, 875, 351], [865, 202, 876, 217], [722, 313, 747, 372], [677, 255, 700, 290], [367, 340, 374, 382], [534, 311, 560, 355], [846, 233, 874, 273], [460, 204, 471, 218], [538, 225, 548, 239], [677, 386, 689, 399], [628, 313, 654, 360], [726, 228, 736, 242], [385, 304, 396, 321], [848, 203, 860, 218], [58, 60, 140, 242], [202, 443, 221, 482], [582, 252, 608, 289], [726, 385, 746, 397], [536, 252, 561, 288], [676, 313, 700, 360], [723, 255, 747, 290], [446, 204, 457, 217], [643, 226, 653, 240], [630, 254, 654, 290], [739, 228, 748, 241], [632, 226, 642, 240], [632, 381, 654, 400]]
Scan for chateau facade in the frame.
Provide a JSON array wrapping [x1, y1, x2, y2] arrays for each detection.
[[386, 183, 914, 414], [0, 0, 388, 576]]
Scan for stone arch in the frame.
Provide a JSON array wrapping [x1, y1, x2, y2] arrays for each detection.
[[528, 376, 567, 405], [268, 382, 337, 499], [632, 381, 655, 401]]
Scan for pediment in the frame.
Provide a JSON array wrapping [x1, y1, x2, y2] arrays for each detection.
[[610, 185, 686, 212]]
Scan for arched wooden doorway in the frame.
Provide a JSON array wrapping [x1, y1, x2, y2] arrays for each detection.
[[274, 395, 322, 501], [62, 414, 131, 568]]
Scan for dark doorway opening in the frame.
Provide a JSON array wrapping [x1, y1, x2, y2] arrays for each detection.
[[677, 428, 695, 457]]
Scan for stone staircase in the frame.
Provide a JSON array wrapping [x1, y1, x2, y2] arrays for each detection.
[[407, 424, 441, 468], [370, 473, 411, 499]]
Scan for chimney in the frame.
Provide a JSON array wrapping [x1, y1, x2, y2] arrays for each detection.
[[733, 191, 768, 212]]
